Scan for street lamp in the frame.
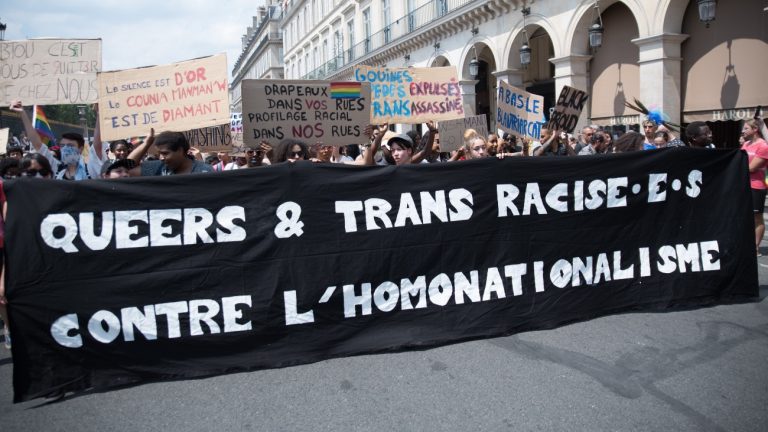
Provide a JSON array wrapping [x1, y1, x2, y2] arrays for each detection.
[[588, 1, 604, 49], [520, 7, 531, 68], [697, 0, 716, 27], [469, 28, 480, 78]]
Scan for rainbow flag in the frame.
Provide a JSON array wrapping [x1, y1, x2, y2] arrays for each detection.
[[33, 105, 56, 146], [330, 82, 361, 99]]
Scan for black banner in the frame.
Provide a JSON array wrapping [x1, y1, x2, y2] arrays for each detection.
[[4, 149, 758, 402]]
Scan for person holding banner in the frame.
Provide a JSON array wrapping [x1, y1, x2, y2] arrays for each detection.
[[10, 100, 105, 181], [533, 127, 573, 156], [740, 118, 768, 255], [213, 151, 232, 171], [277, 139, 310, 163], [364, 122, 437, 166], [127, 129, 213, 176], [465, 135, 489, 160], [108, 140, 134, 161], [685, 122, 714, 148], [578, 133, 608, 156]]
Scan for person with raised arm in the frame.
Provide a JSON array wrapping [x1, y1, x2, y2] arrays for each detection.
[[9, 100, 106, 180], [127, 129, 212, 176]]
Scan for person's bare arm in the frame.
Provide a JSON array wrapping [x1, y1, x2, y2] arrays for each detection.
[[411, 121, 437, 164], [448, 147, 465, 162], [534, 130, 559, 156], [127, 129, 155, 176], [364, 124, 387, 166], [92, 103, 103, 161], [749, 156, 766, 173]]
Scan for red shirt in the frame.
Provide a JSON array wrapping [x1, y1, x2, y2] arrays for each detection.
[[741, 139, 768, 190]]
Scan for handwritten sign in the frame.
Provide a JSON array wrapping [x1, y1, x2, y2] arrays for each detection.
[[241, 80, 371, 147], [97, 54, 229, 141], [183, 124, 233, 153], [496, 81, 546, 141], [438, 115, 488, 152], [0, 128, 8, 154], [229, 112, 245, 153], [0, 39, 102, 106], [353, 66, 464, 124], [548, 85, 589, 133]]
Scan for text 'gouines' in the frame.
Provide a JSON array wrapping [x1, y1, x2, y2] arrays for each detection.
[[40, 206, 246, 253]]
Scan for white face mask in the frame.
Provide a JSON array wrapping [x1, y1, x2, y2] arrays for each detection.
[[61, 145, 81, 165]]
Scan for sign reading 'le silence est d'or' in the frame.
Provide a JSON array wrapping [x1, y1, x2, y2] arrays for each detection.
[[353, 66, 465, 124], [97, 54, 230, 141], [0, 39, 102, 106], [241, 80, 371, 147]]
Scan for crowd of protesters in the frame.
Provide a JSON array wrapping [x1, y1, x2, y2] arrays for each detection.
[[0, 97, 766, 355]]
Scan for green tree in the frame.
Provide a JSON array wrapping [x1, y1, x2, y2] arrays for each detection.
[[43, 104, 96, 127]]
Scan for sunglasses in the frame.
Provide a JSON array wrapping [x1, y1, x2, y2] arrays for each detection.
[[290, 151, 304, 158], [23, 169, 50, 177]]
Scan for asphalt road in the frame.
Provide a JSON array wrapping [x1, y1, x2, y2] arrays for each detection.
[[1, 259, 767, 431]]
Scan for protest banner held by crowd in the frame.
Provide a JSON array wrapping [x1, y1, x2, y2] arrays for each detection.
[[0, 35, 763, 404]]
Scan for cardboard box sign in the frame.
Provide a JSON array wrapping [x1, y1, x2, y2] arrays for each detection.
[[438, 115, 489, 152], [496, 81, 546, 141], [353, 65, 465, 124], [97, 54, 230, 141], [182, 124, 233, 153], [0, 38, 102, 106], [241, 80, 371, 147], [548, 85, 589, 134]]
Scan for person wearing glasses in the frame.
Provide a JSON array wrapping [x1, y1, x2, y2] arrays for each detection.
[[276, 139, 310, 163], [10, 100, 105, 180]]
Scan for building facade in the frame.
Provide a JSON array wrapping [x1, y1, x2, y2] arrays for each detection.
[[230, 1, 285, 113], [279, 0, 767, 146]]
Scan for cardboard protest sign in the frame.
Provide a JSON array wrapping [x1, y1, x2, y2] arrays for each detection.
[[496, 81, 546, 141], [548, 85, 589, 133], [353, 66, 464, 124], [97, 54, 229, 141], [0, 39, 102, 106], [183, 124, 233, 153], [241, 80, 371, 147], [227, 112, 248, 154], [438, 115, 488, 152], [0, 128, 9, 154]]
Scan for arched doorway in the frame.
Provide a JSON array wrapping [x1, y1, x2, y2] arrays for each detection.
[[588, 2, 641, 136], [462, 42, 497, 131], [431, 55, 450, 67], [506, 25, 556, 122], [680, 0, 768, 148]]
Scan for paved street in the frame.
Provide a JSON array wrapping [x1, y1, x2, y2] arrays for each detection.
[[1, 255, 767, 432]]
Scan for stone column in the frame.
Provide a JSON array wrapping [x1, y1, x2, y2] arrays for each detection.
[[550, 54, 591, 130], [460, 79, 479, 116], [631, 33, 689, 126]]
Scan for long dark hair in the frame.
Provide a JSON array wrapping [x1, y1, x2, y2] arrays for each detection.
[[610, 131, 644, 153], [277, 139, 309, 162], [20, 153, 54, 177]]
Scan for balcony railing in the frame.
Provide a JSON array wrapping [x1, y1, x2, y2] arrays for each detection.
[[233, 5, 283, 73], [301, 0, 474, 79]]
